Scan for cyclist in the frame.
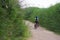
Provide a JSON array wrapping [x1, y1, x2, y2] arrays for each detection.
[[34, 16, 39, 29]]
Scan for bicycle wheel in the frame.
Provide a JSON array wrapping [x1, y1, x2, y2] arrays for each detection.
[[34, 23, 38, 29]]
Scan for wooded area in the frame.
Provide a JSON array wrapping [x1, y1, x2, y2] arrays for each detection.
[[0, 0, 60, 40]]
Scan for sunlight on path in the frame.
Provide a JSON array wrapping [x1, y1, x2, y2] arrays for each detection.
[[25, 20, 60, 40]]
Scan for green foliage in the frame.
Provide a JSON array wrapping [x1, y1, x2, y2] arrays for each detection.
[[0, 0, 29, 40], [24, 3, 60, 34]]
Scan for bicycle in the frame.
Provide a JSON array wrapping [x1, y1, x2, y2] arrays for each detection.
[[34, 23, 39, 29]]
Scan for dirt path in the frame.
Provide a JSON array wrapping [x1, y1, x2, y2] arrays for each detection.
[[25, 20, 60, 40]]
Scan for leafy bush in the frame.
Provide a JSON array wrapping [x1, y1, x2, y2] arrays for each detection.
[[0, 0, 29, 40]]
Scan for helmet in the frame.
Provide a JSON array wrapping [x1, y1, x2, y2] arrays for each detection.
[[36, 16, 38, 18]]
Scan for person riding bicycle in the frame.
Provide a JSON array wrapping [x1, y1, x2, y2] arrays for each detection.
[[34, 16, 39, 29]]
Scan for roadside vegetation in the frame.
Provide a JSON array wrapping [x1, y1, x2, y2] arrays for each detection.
[[24, 3, 60, 34], [0, 0, 29, 40]]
